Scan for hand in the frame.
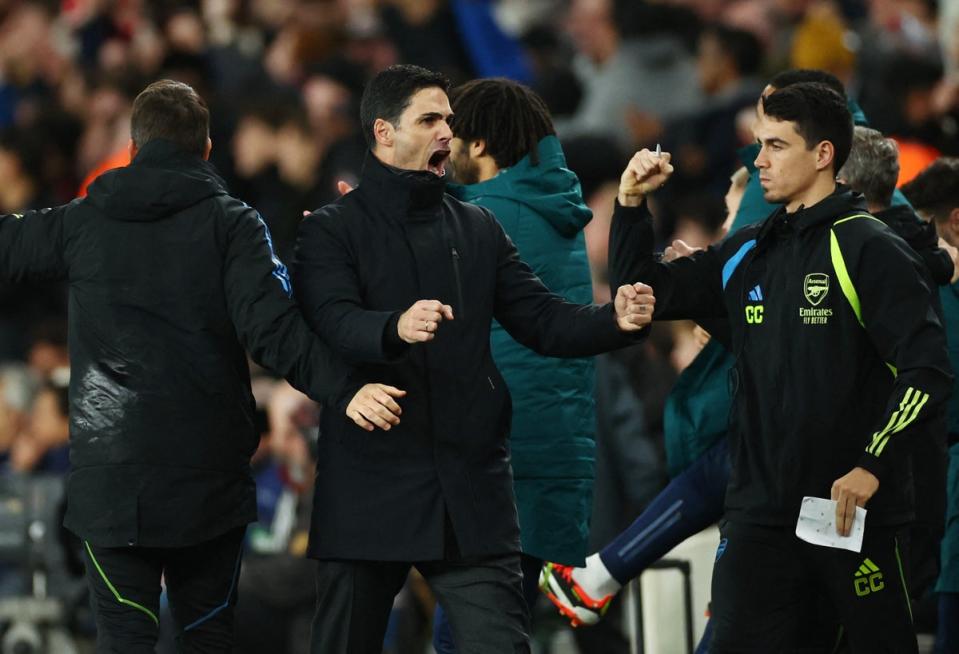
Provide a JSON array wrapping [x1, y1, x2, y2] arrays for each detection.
[[302, 180, 356, 217], [346, 383, 406, 432], [692, 325, 712, 349], [662, 239, 703, 262], [618, 149, 674, 207], [614, 282, 655, 331], [831, 467, 879, 536], [398, 300, 454, 343]]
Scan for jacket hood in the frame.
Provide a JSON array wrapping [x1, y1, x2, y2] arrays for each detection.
[[448, 136, 591, 237], [85, 139, 227, 222]]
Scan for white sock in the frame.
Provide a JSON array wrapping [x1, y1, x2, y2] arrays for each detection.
[[572, 553, 622, 598]]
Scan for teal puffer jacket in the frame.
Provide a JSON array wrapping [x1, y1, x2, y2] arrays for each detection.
[[449, 135, 596, 565]]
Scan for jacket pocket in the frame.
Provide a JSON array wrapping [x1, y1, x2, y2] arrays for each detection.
[[451, 246, 466, 321]]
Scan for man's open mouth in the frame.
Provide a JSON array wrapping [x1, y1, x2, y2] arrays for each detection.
[[428, 149, 450, 177]]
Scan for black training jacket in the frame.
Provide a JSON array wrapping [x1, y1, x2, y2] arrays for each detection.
[[610, 186, 952, 526], [293, 155, 641, 561], [0, 139, 346, 548]]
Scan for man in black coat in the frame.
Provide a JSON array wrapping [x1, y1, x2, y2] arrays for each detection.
[[293, 65, 655, 653], [0, 80, 388, 653]]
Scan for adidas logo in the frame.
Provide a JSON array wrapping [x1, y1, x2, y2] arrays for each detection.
[[747, 285, 764, 302], [853, 558, 884, 597]]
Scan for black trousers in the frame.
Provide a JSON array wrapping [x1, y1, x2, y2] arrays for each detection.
[[710, 520, 917, 654], [310, 552, 531, 654], [83, 526, 246, 654]]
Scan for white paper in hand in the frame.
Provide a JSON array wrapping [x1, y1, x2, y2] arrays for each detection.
[[795, 496, 866, 553]]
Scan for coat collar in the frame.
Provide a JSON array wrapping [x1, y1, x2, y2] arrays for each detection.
[[358, 151, 447, 216], [756, 184, 868, 244]]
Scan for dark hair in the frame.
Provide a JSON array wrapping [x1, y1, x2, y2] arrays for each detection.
[[449, 79, 556, 169], [901, 157, 959, 223], [762, 82, 853, 172], [838, 127, 899, 208], [130, 80, 209, 156], [705, 24, 763, 76], [769, 69, 846, 98], [359, 65, 450, 148]]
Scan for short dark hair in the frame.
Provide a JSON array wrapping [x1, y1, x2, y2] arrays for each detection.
[[449, 78, 556, 169], [762, 82, 853, 172], [769, 69, 846, 98], [839, 126, 899, 208], [130, 80, 209, 156], [706, 24, 763, 77], [901, 158, 959, 223], [359, 65, 450, 148]]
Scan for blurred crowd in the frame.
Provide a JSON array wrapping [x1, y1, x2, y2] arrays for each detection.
[[0, 0, 956, 651]]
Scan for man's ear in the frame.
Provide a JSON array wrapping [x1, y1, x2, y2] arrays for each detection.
[[373, 118, 394, 149], [203, 137, 212, 161], [470, 139, 487, 158], [949, 206, 959, 232], [815, 140, 835, 172]]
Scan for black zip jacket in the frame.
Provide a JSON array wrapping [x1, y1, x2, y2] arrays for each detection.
[[0, 139, 347, 548], [293, 155, 641, 561], [610, 186, 952, 526], [875, 204, 954, 286]]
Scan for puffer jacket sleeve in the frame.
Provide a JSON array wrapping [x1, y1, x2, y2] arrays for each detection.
[[222, 201, 349, 403], [0, 204, 71, 282]]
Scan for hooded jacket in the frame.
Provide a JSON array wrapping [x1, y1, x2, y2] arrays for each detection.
[[448, 135, 596, 565], [293, 154, 639, 561], [0, 139, 346, 548], [610, 185, 952, 526]]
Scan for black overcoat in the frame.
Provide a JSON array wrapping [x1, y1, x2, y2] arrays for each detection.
[[294, 156, 640, 560]]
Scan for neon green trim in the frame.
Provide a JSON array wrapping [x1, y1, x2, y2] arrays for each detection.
[[868, 389, 914, 454], [84, 541, 159, 626], [876, 391, 929, 456], [870, 389, 916, 454], [831, 216, 897, 378], [894, 539, 913, 623], [830, 229, 862, 327], [832, 213, 885, 227], [868, 410, 901, 453]]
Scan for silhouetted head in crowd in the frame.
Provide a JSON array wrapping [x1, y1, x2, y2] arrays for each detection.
[[130, 79, 211, 158]]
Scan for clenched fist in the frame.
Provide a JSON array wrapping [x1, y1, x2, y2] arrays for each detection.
[[619, 149, 674, 207], [614, 282, 656, 331], [398, 299, 454, 343]]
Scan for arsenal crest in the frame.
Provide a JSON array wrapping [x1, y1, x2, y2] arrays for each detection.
[[804, 273, 830, 306]]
